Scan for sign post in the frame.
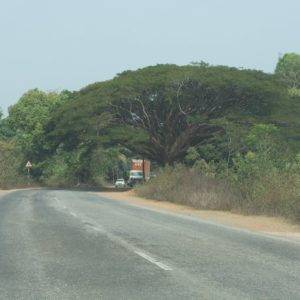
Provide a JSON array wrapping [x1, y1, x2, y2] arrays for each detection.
[[142, 157, 145, 182], [25, 161, 32, 186]]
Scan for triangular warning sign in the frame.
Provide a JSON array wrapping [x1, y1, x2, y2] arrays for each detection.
[[26, 161, 32, 168]]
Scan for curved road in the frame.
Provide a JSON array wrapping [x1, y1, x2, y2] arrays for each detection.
[[0, 189, 299, 299]]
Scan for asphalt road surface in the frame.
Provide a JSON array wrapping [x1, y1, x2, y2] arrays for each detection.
[[0, 189, 299, 299]]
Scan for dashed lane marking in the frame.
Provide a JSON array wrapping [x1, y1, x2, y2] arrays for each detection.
[[134, 250, 173, 271]]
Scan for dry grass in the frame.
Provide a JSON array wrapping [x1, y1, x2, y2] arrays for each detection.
[[136, 164, 300, 222], [137, 165, 236, 211]]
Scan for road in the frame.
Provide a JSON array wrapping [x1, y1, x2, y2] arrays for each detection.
[[0, 189, 299, 299]]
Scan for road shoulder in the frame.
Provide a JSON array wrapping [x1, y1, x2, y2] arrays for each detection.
[[93, 190, 300, 242], [0, 190, 14, 197], [0, 188, 40, 198]]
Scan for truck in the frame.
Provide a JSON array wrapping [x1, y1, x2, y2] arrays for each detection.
[[128, 159, 151, 186]]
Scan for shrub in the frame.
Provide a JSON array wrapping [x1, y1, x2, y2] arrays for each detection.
[[137, 164, 235, 210], [226, 124, 300, 220], [41, 151, 79, 188], [136, 124, 300, 222], [229, 151, 300, 220], [0, 141, 26, 188], [136, 158, 299, 221]]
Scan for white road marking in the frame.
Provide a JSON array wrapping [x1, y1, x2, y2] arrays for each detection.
[[134, 250, 173, 271], [54, 197, 59, 205], [53, 200, 173, 272], [53, 196, 72, 216], [84, 223, 173, 271], [54, 197, 66, 209]]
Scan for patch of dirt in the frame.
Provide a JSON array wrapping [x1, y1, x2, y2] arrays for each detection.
[[0, 190, 14, 197], [94, 190, 300, 241]]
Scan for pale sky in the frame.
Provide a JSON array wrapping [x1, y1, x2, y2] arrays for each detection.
[[1, 0, 299, 113]]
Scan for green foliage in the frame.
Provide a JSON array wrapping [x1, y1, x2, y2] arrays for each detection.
[[89, 147, 129, 184], [275, 53, 300, 89], [183, 118, 248, 168], [138, 123, 299, 221], [8, 89, 62, 133], [223, 124, 299, 220], [42, 154, 76, 187], [41, 144, 130, 188], [8, 89, 68, 154], [6, 89, 72, 177], [229, 151, 299, 220], [0, 141, 26, 188], [245, 124, 279, 151], [0, 108, 14, 140], [41, 145, 91, 187], [288, 87, 300, 97], [57, 64, 284, 165], [184, 147, 201, 165]]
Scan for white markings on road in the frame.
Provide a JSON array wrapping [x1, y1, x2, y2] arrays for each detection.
[[134, 250, 173, 271], [51, 196, 173, 272], [54, 197, 59, 205], [84, 223, 173, 271], [69, 212, 77, 218], [53, 197, 67, 209]]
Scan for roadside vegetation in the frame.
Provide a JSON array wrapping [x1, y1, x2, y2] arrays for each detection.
[[137, 124, 300, 221], [0, 140, 26, 188], [0, 53, 299, 221]]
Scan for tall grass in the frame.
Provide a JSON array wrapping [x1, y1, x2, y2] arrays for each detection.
[[137, 165, 236, 210], [137, 159, 300, 222]]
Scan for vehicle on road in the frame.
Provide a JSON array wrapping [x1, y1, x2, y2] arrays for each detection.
[[128, 159, 151, 186], [115, 178, 126, 188]]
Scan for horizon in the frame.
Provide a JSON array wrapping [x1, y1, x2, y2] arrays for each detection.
[[1, 0, 300, 113]]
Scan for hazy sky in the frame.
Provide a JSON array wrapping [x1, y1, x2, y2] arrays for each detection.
[[1, 0, 299, 113]]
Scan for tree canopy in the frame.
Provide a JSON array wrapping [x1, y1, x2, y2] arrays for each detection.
[[275, 53, 300, 90], [0, 62, 296, 185], [48, 64, 284, 165], [5, 89, 72, 177]]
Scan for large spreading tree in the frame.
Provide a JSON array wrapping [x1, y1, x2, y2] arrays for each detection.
[[110, 65, 284, 164], [48, 64, 284, 165]]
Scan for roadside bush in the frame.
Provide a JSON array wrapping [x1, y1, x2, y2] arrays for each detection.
[[136, 164, 235, 210], [89, 147, 128, 186], [41, 147, 127, 188], [227, 124, 300, 221], [0, 141, 26, 188], [90, 175, 107, 188], [229, 151, 300, 221], [41, 150, 79, 188], [137, 124, 300, 222], [136, 159, 299, 221]]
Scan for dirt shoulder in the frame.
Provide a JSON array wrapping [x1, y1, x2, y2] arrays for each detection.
[[0, 187, 40, 197], [0, 189, 14, 197], [94, 190, 300, 241]]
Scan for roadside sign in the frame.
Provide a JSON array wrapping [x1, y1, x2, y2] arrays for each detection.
[[26, 161, 32, 169], [25, 161, 32, 186]]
